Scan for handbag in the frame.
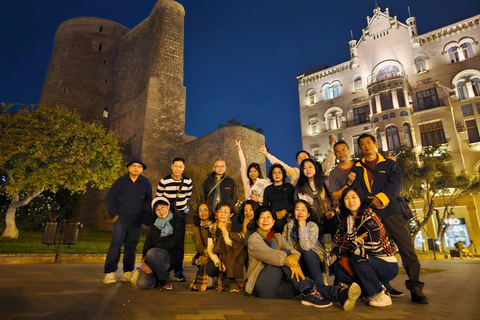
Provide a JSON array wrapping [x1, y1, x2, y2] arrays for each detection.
[[337, 256, 355, 277], [397, 196, 415, 221]]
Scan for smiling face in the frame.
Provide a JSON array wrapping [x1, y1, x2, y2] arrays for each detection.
[[155, 203, 170, 219], [344, 190, 362, 214], [215, 205, 233, 223], [303, 161, 316, 179], [257, 211, 275, 232], [272, 167, 283, 183], [248, 167, 259, 181], [294, 202, 310, 223], [243, 204, 254, 220], [171, 160, 185, 178], [198, 204, 210, 222]]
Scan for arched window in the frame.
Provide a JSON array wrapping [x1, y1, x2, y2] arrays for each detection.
[[404, 123, 413, 148], [415, 57, 426, 73], [390, 112, 396, 118], [472, 78, 480, 96], [308, 91, 315, 105], [326, 111, 342, 130], [377, 65, 400, 81], [380, 91, 394, 111], [461, 42, 474, 60], [354, 77, 362, 91], [457, 81, 469, 100], [324, 86, 331, 100], [448, 47, 459, 63], [333, 84, 340, 98], [386, 126, 401, 151]]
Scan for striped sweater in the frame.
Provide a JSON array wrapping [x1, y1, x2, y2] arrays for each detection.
[[156, 174, 193, 211]]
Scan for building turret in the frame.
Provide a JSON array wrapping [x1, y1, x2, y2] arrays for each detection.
[[406, 16, 420, 49]]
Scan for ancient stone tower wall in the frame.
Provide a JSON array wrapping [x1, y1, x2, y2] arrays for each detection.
[[110, 0, 187, 181], [39, 17, 129, 122]]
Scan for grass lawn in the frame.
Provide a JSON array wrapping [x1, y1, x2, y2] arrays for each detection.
[[0, 225, 196, 255]]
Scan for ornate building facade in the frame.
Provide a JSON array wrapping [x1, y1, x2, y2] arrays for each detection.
[[297, 7, 480, 250]]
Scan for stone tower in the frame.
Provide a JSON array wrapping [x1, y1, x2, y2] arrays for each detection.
[[39, 0, 265, 228]]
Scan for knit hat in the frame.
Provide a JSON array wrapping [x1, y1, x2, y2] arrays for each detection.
[[152, 196, 170, 209], [126, 155, 147, 170]]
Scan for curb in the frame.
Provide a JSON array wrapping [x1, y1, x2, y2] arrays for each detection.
[[0, 253, 196, 265]]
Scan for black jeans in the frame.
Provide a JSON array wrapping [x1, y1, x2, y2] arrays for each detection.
[[381, 212, 421, 283]]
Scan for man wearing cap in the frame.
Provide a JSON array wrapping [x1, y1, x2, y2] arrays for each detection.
[[103, 155, 152, 284]]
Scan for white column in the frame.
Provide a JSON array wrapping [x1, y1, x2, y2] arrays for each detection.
[[391, 90, 400, 109], [375, 94, 382, 113], [466, 82, 475, 99]]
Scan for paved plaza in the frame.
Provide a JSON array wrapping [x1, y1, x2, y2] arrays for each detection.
[[0, 258, 478, 320]]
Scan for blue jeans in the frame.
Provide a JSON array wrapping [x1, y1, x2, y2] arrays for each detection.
[[300, 250, 324, 283], [253, 249, 340, 301], [104, 219, 141, 273], [137, 248, 171, 290], [336, 255, 399, 297]]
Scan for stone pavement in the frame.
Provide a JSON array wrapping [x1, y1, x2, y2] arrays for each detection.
[[0, 259, 478, 320]]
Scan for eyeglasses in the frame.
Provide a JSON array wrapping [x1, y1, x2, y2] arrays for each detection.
[[217, 210, 231, 214], [199, 208, 209, 212], [334, 148, 348, 153]]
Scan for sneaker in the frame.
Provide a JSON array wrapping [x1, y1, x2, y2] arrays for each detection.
[[368, 289, 392, 307], [120, 271, 131, 282], [130, 269, 140, 288], [338, 282, 361, 311], [162, 282, 173, 291], [301, 285, 333, 308], [227, 280, 240, 293], [103, 272, 116, 284], [174, 271, 186, 282], [410, 286, 429, 304], [385, 285, 404, 298]]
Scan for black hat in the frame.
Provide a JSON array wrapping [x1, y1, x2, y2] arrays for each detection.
[[126, 155, 147, 170]]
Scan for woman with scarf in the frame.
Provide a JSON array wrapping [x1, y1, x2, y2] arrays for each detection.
[[246, 206, 361, 311], [134, 196, 185, 291], [330, 187, 398, 307], [294, 158, 337, 244], [189, 203, 215, 291], [207, 201, 247, 293], [282, 200, 329, 285]]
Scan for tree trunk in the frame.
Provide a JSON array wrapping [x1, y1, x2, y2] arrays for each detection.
[[2, 205, 19, 239], [1, 189, 44, 239]]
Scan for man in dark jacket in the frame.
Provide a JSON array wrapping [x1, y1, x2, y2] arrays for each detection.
[[103, 155, 152, 284], [202, 159, 237, 210], [352, 133, 428, 304]]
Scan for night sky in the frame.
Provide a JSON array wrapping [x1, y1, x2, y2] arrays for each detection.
[[1, 0, 479, 168]]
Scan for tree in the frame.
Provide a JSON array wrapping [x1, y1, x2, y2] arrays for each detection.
[[219, 118, 264, 134], [397, 145, 480, 246], [0, 104, 124, 238]]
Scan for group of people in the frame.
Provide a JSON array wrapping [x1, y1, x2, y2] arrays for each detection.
[[102, 132, 429, 311]]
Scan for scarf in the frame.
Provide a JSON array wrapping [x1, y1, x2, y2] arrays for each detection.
[[257, 228, 278, 249], [154, 212, 174, 237]]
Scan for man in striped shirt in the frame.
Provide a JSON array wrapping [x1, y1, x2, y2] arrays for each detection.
[[156, 157, 193, 282]]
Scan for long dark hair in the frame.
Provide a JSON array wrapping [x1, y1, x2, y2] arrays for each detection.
[[193, 203, 214, 226], [237, 200, 259, 225], [247, 162, 263, 186], [338, 186, 368, 219], [296, 158, 325, 194], [292, 200, 315, 233]]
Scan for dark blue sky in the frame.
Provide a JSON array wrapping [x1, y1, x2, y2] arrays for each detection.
[[1, 0, 478, 167]]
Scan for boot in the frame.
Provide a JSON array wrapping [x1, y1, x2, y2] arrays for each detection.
[[405, 280, 429, 304]]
